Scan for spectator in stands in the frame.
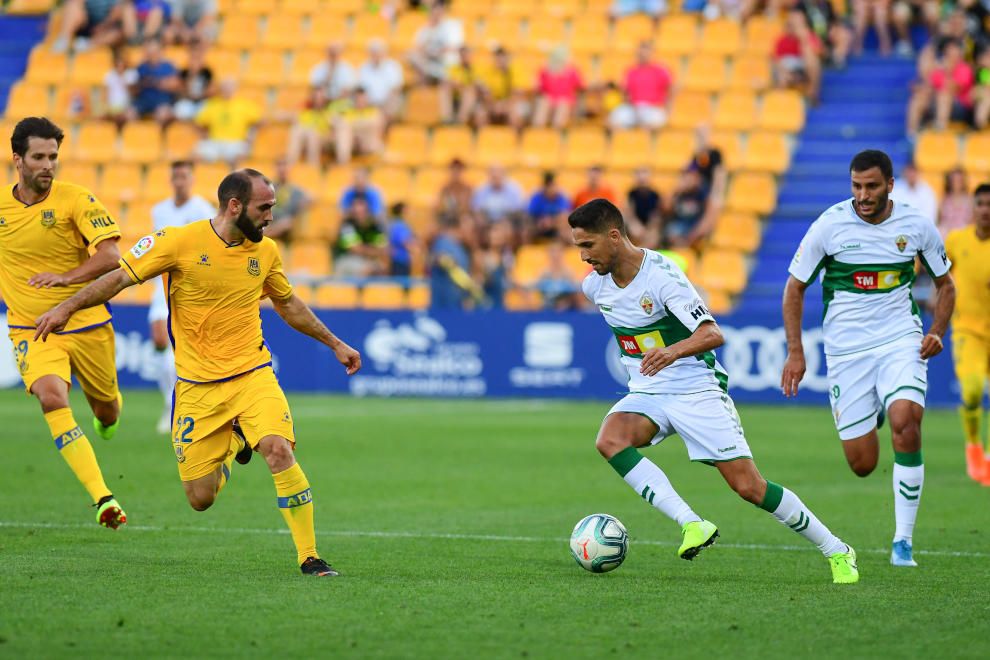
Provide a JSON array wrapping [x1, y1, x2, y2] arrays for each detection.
[[892, 159, 938, 222], [286, 87, 336, 167], [527, 171, 571, 242], [340, 167, 385, 218], [532, 46, 584, 129], [773, 11, 824, 104], [173, 39, 213, 120], [52, 0, 124, 53], [608, 41, 674, 129], [626, 167, 662, 246], [663, 168, 711, 248], [332, 197, 389, 277], [475, 46, 526, 129], [974, 47, 990, 130], [906, 39, 974, 137], [430, 213, 474, 309], [387, 202, 418, 277], [121, 0, 171, 45], [333, 87, 385, 163], [408, 2, 465, 84], [436, 158, 473, 219], [536, 242, 582, 311], [471, 165, 526, 225], [440, 46, 481, 125], [474, 221, 513, 309], [688, 124, 728, 239], [310, 42, 356, 102], [164, 0, 218, 44], [611, 0, 668, 17], [194, 78, 261, 165], [103, 51, 137, 126], [131, 39, 180, 124], [573, 165, 619, 208], [358, 39, 404, 120], [938, 168, 974, 238], [265, 158, 311, 246], [793, 0, 852, 69], [890, 0, 939, 58], [852, 0, 894, 56]]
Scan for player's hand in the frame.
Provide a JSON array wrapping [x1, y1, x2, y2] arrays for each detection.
[[334, 342, 362, 375], [28, 272, 70, 288], [33, 305, 71, 342], [640, 347, 677, 377], [781, 351, 806, 398], [920, 333, 943, 359]]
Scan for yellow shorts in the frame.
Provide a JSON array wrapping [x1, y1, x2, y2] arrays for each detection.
[[952, 329, 990, 382], [8, 324, 118, 401], [171, 366, 295, 482]]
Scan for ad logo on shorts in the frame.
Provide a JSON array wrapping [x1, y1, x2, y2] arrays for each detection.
[[247, 257, 260, 277], [853, 271, 900, 290], [130, 235, 154, 259]]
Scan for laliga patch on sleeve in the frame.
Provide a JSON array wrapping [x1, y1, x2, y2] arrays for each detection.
[[130, 235, 155, 259]]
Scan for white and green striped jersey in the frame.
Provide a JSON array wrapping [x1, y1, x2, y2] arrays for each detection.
[[582, 249, 727, 395], [789, 199, 951, 357]]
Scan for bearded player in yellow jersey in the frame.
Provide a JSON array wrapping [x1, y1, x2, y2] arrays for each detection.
[[0, 117, 126, 529], [944, 183, 990, 485], [36, 169, 362, 577]]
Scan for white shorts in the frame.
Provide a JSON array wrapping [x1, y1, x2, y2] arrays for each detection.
[[609, 103, 668, 129], [826, 335, 928, 441], [148, 283, 168, 323], [607, 390, 753, 464]]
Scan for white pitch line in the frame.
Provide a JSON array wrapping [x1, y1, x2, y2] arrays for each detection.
[[2, 520, 988, 559]]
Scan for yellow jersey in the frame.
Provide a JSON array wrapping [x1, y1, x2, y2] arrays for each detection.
[[0, 180, 120, 332], [945, 225, 990, 339], [118, 219, 294, 383], [195, 97, 262, 142]]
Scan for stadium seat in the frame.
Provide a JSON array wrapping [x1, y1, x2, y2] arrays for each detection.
[[543, 0, 581, 17], [429, 125, 474, 166], [242, 51, 287, 87], [205, 48, 245, 80], [303, 205, 342, 239], [407, 283, 431, 309], [757, 90, 805, 132], [144, 162, 173, 201], [517, 128, 562, 170], [726, 172, 777, 214], [492, 0, 536, 18], [193, 163, 234, 200], [392, 13, 428, 51], [709, 130, 743, 172], [232, 0, 271, 15], [278, 0, 321, 15], [404, 87, 442, 126], [656, 14, 699, 56], [288, 49, 325, 86], [71, 50, 115, 87], [273, 86, 309, 114], [262, 14, 306, 50], [409, 168, 448, 209], [743, 131, 791, 174], [289, 243, 331, 277], [57, 162, 100, 192], [699, 19, 742, 57], [668, 91, 713, 130], [51, 86, 89, 121], [916, 132, 961, 173], [710, 212, 762, 252], [450, 0, 493, 20], [962, 133, 990, 172], [252, 123, 291, 161], [606, 129, 654, 171], [652, 130, 695, 172], [6, 0, 58, 12], [697, 248, 747, 295], [743, 15, 783, 55], [713, 91, 758, 131], [291, 285, 315, 305], [25, 48, 69, 85], [119, 121, 163, 164], [476, 126, 520, 167], [4, 82, 50, 118], [562, 128, 608, 170], [349, 13, 392, 46], [526, 16, 567, 54], [360, 282, 407, 309], [164, 122, 201, 160], [612, 15, 657, 50], [382, 125, 429, 167], [371, 166, 413, 203], [569, 16, 608, 55], [482, 15, 524, 48], [705, 289, 732, 315], [70, 121, 118, 162], [729, 55, 772, 91], [314, 282, 360, 308], [217, 14, 261, 49], [683, 55, 728, 94], [123, 200, 156, 235], [504, 288, 543, 310]]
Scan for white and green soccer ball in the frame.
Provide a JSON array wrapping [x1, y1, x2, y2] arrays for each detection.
[[569, 513, 628, 573]]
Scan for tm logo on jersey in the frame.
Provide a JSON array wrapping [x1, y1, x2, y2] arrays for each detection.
[[853, 271, 900, 290]]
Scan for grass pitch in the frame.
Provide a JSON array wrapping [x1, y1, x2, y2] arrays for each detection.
[[0, 389, 987, 659]]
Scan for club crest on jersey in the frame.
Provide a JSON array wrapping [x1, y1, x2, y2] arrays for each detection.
[[247, 257, 260, 276], [895, 235, 908, 252], [639, 294, 654, 315], [130, 235, 154, 258], [40, 209, 56, 228]]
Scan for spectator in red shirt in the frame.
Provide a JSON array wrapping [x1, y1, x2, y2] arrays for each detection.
[[907, 39, 974, 136], [532, 46, 584, 129], [773, 11, 824, 103], [609, 41, 674, 129], [572, 166, 619, 208]]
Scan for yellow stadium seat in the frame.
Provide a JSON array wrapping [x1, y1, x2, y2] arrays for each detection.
[[289, 243, 331, 277], [349, 13, 391, 46], [509, 167, 542, 193], [51, 86, 89, 122], [392, 12, 428, 51], [278, 0, 321, 15], [569, 16, 608, 55], [409, 167, 447, 208], [656, 14, 699, 57], [668, 91, 712, 130], [709, 130, 743, 172], [360, 282, 407, 309], [144, 162, 173, 201], [404, 86, 442, 126], [284, 162, 323, 195], [563, 128, 608, 170], [251, 123, 290, 162], [205, 48, 244, 80], [743, 131, 790, 174], [710, 212, 762, 252], [287, 49, 325, 86], [407, 283, 430, 309], [476, 125, 519, 167], [323, 168, 352, 205], [743, 15, 782, 56], [713, 91, 758, 131], [71, 121, 118, 162], [25, 48, 69, 85], [262, 14, 306, 50], [314, 282, 360, 308], [71, 49, 115, 87], [164, 122, 201, 160], [317, 0, 364, 14], [273, 86, 309, 114], [606, 129, 654, 171], [613, 15, 657, 50], [7, 0, 58, 12], [101, 163, 144, 204], [543, 0, 581, 17], [193, 162, 234, 200], [4, 82, 50, 118], [518, 128, 562, 170], [304, 14, 345, 48], [504, 288, 543, 310], [302, 205, 342, 239], [242, 51, 287, 87], [119, 121, 163, 164], [697, 248, 747, 295], [218, 14, 261, 49], [233, 0, 271, 15], [482, 16, 523, 48], [371, 166, 413, 202], [513, 244, 550, 286], [653, 130, 695, 172], [683, 55, 728, 93], [492, 0, 536, 17], [705, 289, 732, 315], [57, 162, 100, 192], [451, 0, 493, 20], [526, 16, 567, 54], [123, 200, 156, 235], [726, 172, 777, 214], [915, 132, 961, 173], [429, 125, 474, 166], [729, 55, 772, 91], [758, 90, 805, 132], [699, 19, 742, 56], [383, 125, 429, 167], [962, 133, 990, 172]]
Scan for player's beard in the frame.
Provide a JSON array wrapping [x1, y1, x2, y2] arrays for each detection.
[[26, 169, 53, 194], [857, 192, 888, 220], [235, 208, 264, 243]]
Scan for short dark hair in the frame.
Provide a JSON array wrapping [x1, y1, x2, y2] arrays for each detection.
[[171, 160, 194, 171], [850, 149, 893, 180], [11, 117, 64, 157], [975, 183, 990, 197], [217, 168, 270, 209], [542, 171, 555, 186], [568, 198, 626, 236], [390, 201, 405, 217]]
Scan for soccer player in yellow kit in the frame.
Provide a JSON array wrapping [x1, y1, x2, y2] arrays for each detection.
[[944, 183, 990, 485], [36, 169, 362, 576], [0, 117, 126, 529]]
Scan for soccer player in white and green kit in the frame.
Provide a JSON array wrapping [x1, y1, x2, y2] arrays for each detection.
[[570, 199, 859, 585], [782, 150, 956, 568]]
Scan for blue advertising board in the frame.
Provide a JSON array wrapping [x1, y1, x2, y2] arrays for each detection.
[[0, 304, 958, 408]]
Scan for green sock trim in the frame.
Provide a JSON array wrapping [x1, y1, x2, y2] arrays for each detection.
[[758, 480, 784, 512], [894, 450, 923, 467], [607, 447, 643, 477]]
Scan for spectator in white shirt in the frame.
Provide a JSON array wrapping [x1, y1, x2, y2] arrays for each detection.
[[408, 2, 464, 83], [309, 42, 356, 100], [471, 164, 526, 225], [892, 159, 938, 223], [103, 51, 137, 125], [358, 39, 404, 120]]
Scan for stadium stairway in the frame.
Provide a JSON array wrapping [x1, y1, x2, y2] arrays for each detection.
[[0, 14, 46, 112], [742, 53, 918, 316]]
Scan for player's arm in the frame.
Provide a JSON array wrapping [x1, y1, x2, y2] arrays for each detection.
[[33, 268, 135, 341], [27, 236, 121, 288], [781, 275, 809, 397], [921, 272, 956, 359], [640, 320, 723, 377], [270, 293, 362, 375]]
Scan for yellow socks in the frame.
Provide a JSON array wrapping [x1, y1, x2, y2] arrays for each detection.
[[44, 408, 111, 504], [960, 405, 982, 446], [273, 463, 317, 565], [215, 432, 242, 496]]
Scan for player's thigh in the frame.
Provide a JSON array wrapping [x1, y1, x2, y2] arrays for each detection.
[[600, 393, 674, 451], [663, 390, 754, 464], [8, 328, 72, 395], [230, 368, 295, 449], [67, 325, 119, 403], [172, 380, 235, 482], [952, 331, 990, 402], [875, 336, 927, 414], [826, 351, 881, 441]]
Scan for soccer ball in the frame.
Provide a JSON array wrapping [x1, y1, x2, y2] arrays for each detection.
[[569, 513, 628, 573]]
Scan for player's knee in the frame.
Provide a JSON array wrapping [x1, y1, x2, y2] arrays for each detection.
[[260, 437, 295, 471], [594, 433, 629, 459], [186, 492, 214, 511], [35, 389, 68, 413], [848, 457, 876, 477], [730, 476, 765, 504], [960, 376, 984, 409]]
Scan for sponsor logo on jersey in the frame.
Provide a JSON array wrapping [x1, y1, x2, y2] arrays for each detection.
[[853, 270, 900, 290], [690, 305, 709, 320], [89, 215, 116, 229], [247, 257, 260, 276], [198, 253, 210, 266], [840, 242, 861, 250], [895, 235, 908, 252], [639, 294, 654, 315], [0, 217, 6, 227], [130, 235, 154, 258], [40, 209, 56, 228], [616, 330, 664, 356]]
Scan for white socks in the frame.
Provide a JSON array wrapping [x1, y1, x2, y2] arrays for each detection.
[[893, 460, 924, 543], [608, 447, 701, 527], [761, 481, 847, 557]]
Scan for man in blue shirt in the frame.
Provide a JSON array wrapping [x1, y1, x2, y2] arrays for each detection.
[[133, 39, 179, 123], [527, 171, 572, 241], [430, 214, 473, 309], [339, 167, 384, 217]]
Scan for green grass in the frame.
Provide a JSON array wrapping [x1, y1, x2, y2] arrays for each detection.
[[0, 389, 987, 659]]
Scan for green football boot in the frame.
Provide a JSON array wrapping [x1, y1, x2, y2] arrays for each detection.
[[95, 495, 127, 530], [828, 545, 859, 584], [677, 520, 719, 560]]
